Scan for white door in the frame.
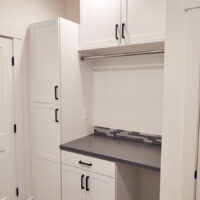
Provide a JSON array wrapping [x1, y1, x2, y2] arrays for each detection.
[[0, 38, 16, 199], [62, 165, 86, 200], [85, 171, 115, 200], [80, 0, 121, 49], [31, 103, 61, 200], [30, 19, 60, 104], [121, 0, 165, 45]]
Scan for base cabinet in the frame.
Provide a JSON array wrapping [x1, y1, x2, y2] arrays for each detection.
[[61, 151, 160, 200], [86, 171, 115, 200], [62, 165, 86, 200], [62, 164, 115, 200], [31, 103, 61, 200], [61, 151, 116, 200]]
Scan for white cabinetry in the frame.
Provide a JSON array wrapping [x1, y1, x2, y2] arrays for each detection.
[[80, 0, 165, 49], [62, 165, 86, 200], [121, 0, 165, 45], [30, 18, 89, 200], [31, 104, 61, 200], [85, 171, 115, 200], [80, 0, 121, 49], [31, 20, 60, 104], [61, 151, 116, 200]]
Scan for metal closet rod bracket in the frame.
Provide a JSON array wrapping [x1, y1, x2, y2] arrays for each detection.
[[80, 49, 165, 61]]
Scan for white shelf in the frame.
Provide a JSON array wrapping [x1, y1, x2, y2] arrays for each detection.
[[78, 40, 165, 58]]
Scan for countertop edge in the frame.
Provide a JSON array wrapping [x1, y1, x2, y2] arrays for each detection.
[[60, 145, 160, 172]]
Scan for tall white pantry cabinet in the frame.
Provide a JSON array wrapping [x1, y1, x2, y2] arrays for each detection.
[[30, 18, 90, 200]]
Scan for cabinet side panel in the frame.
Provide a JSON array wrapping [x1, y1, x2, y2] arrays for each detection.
[[116, 163, 140, 200], [139, 168, 160, 200], [60, 19, 93, 143]]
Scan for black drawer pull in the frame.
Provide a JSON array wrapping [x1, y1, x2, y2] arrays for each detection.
[[122, 23, 126, 39], [86, 176, 89, 191], [81, 174, 84, 190], [55, 109, 59, 123], [115, 24, 119, 40], [79, 161, 92, 166], [55, 86, 58, 100]]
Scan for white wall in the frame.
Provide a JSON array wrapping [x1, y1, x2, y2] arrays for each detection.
[[92, 54, 164, 135], [0, 0, 66, 30], [65, 0, 80, 23]]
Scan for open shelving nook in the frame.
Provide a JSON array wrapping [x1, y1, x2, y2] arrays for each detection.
[[79, 40, 165, 62], [78, 39, 165, 200]]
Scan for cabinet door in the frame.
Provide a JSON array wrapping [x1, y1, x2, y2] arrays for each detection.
[[30, 19, 60, 104], [121, 0, 165, 45], [62, 165, 86, 200], [0, 38, 16, 200], [31, 103, 61, 200], [80, 0, 121, 49], [86, 171, 115, 200]]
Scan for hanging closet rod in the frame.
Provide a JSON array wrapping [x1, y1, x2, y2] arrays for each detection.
[[80, 49, 165, 61]]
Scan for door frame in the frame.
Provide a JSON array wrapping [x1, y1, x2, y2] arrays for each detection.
[[195, 100, 200, 199], [0, 24, 27, 200]]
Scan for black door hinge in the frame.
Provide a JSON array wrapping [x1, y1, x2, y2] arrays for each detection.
[[195, 170, 198, 179], [14, 124, 17, 133], [12, 56, 15, 66], [16, 187, 19, 196]]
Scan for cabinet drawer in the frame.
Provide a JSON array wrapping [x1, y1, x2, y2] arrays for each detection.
[[61, 151, 115, 177]]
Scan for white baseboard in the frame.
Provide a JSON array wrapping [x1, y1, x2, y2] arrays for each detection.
[[27, 196, 35, 200]]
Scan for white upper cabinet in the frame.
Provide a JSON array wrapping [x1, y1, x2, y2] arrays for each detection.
[[80, 0, 165, 49], [121, 0, 165, 44], [80, 0, 121, 49], [30, 19, 60, 104]]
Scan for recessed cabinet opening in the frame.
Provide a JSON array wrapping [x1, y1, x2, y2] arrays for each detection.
[[81, 51, 164, 136], [78, 46, 164, 200], [116, 163, 160, 200]]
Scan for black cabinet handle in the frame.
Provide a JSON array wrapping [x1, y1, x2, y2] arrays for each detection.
[[81, 174, 85, 190], [79, 161, 92, 166], [115, 24, 119, 40], [86, 176, 89, 191], [55, 86, 58, 100], [55, 109, 59, 123], [122, 23, 126, 39]]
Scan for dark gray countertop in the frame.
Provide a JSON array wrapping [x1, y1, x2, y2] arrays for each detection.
[[60, 134, 161, 171]]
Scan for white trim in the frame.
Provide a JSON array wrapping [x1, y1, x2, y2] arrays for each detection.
[[13, 38, 26, 200], [0, 23, 33, 200], [92, 63, 164, 71], [26, 196, 35, 200]]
